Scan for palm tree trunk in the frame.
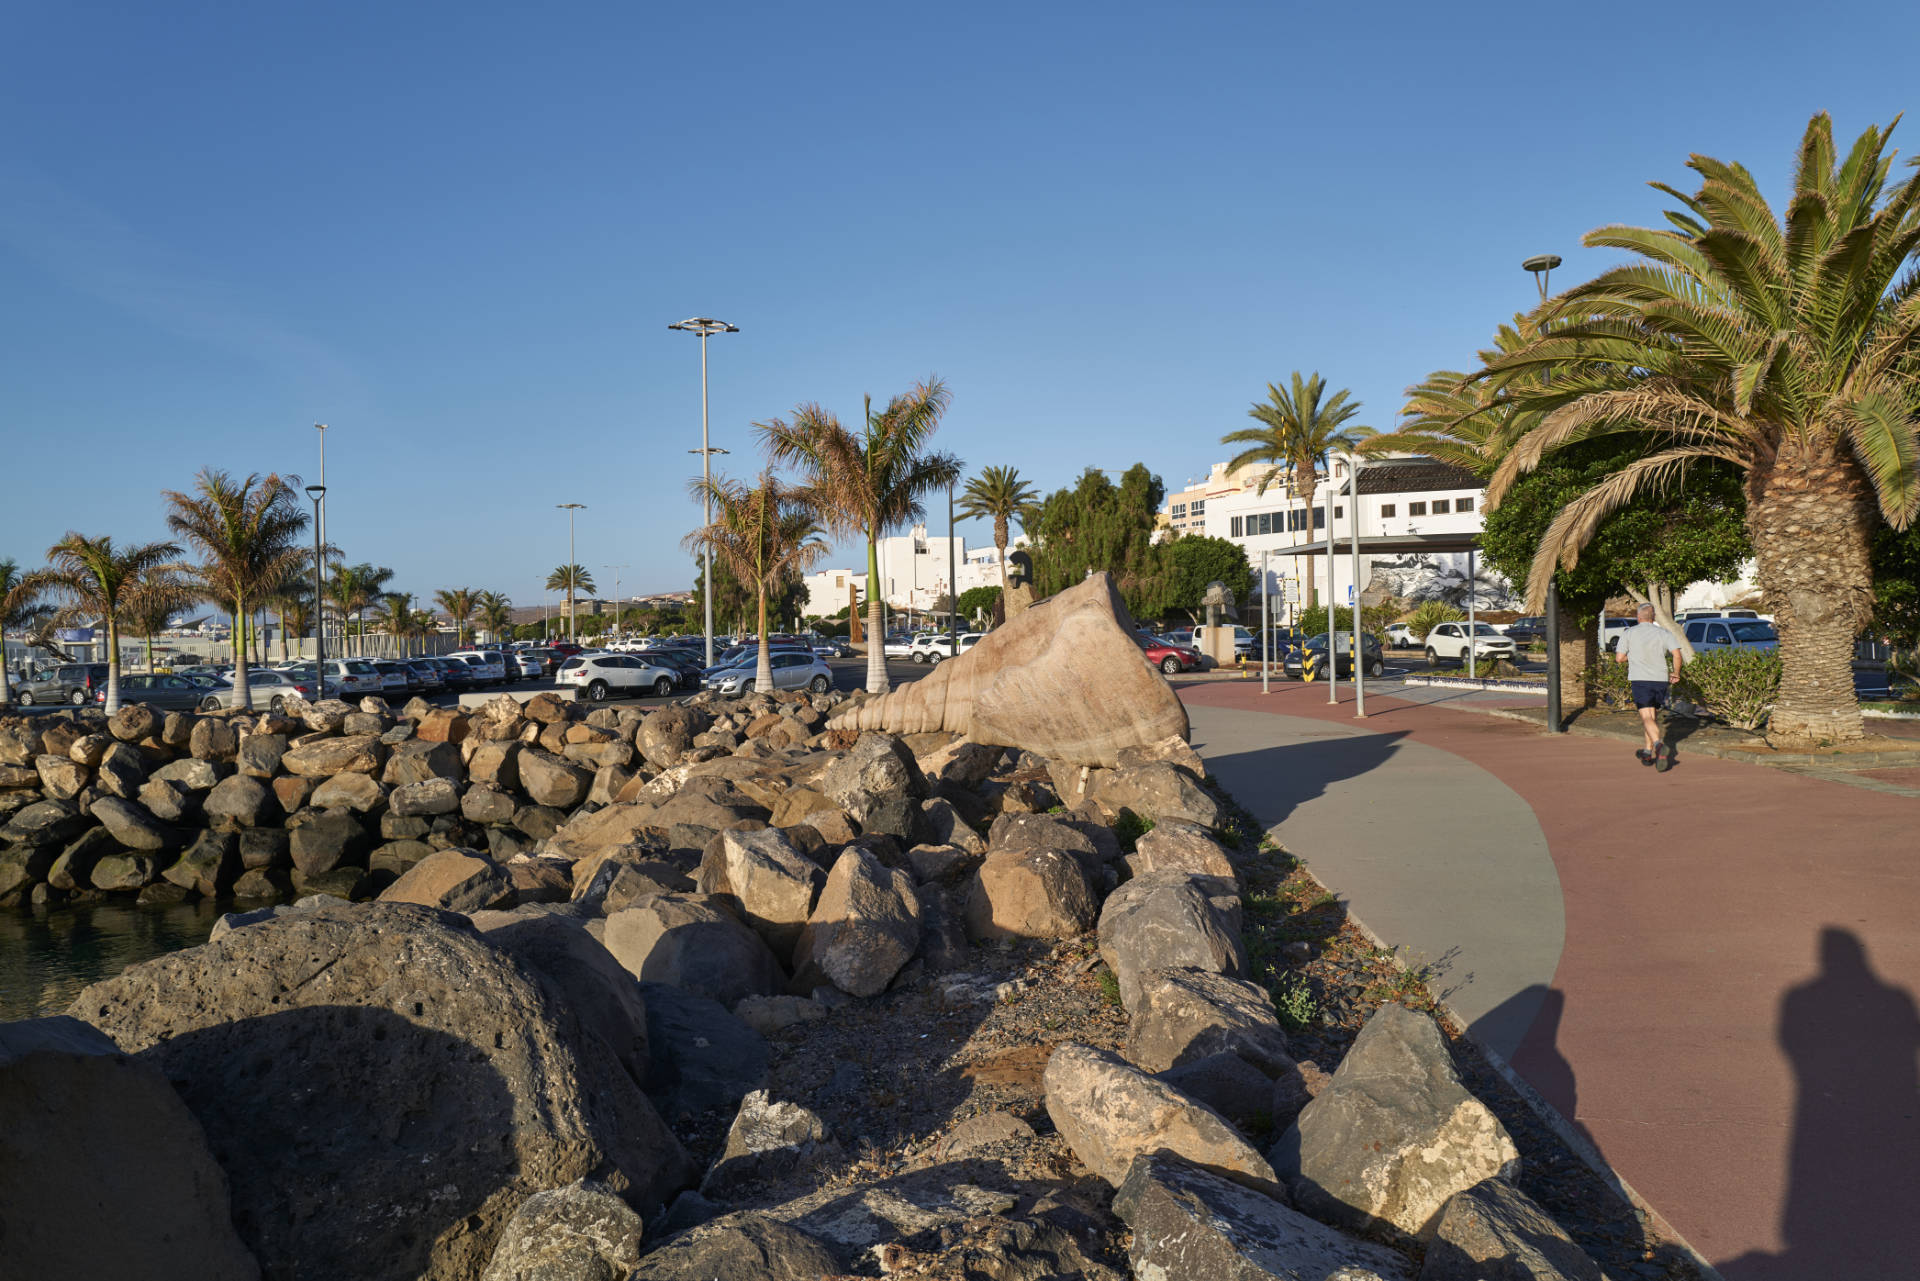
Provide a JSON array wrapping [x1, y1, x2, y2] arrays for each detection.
[[1555, 594, 1594, 710], [995, 516, 1009, 589], [1747, 446, 1874, 743], [104, 615, 122, 714], [755, 588, 773, 692], [0, 658, 11, 706], [232, 595, 252, 711], [278, 608, 289, 664], [864, 536, 889, 694]]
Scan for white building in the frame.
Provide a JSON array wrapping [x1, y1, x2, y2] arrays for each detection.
[[801, 567, 864, 619]]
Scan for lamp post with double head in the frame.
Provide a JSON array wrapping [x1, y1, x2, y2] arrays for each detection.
[[1524, 254, 1566, 733], [669, 317, 738, 667], [305, 485, 326, 676], [557, 503, 586, 641]]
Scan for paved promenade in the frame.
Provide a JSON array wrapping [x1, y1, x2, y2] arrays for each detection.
[[1182, 678, 1920, 1279]]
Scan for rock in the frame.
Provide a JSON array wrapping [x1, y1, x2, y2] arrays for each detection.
[[0, 1016, 260, 1281], [69, 732, 112, 765], [521, 748, 593, 808], [1274, 1004, 1519, 1241], [236, 733, 288, 779], [1158, 1052, 1278, 1129], [381, 847, 516, 913], [280, 733, 385, 778], [458, 783, 515, 826], [1091, 760, 1223, 828], [1117, 733, 1211, 779], [382, 739, 463, 786], [3, 798, 86, 847], [469, 741, 523, 789], [189, 717, 240, 761], [732, 994, 828, 1037], [694, 826, 825, 955], [90, 852, 161, 891], [965, 848, 1097, 940], [605, 894, 785, 1006], [905, 841, 975, 883], [271, 774, 317, 813], [0, 842, 56, 897], [479, 1179, 644, 1281], [637, 706, 711, 770], [203, 775, 277, 829], [916, 736, 1003, 785], [291, 864, 370, 900], [702, 1088, 832, 1193], [587, 763, 634, 806], [164, 830, 240, 897], [238, 827, 290, 870], [208, 892, 355, 940], [289, 809, 372, 876], [155, 756, 224, 790], [522, 691, 572, 723], [821, 731, 927, 804], [48, 827, 117, 890], [35, 753, 88, 800], [1043, 1042, 1279, 1188], [1125, 967, 1293, 1075], [72, 902, 692, 1281], [1098, 871, 1247, 1010], [791, 846, 922, 998], [470, 910, 653, 1087], [310, 771, 389, 813], [1129, 818, 1239, 883], [920, 795, 986, 853], [630, 1212, 840, 1281], [89, 795, 173, 851], [828, 573, 1190, 766], [138, 778, 195, 822], [1113, 1150, 1413, 1281], [416, 707, 471, 744], [926, 1110, 1037, 1162], [516, 804, 569, 841], [94, 741, 148, 796], [637, 982, 769, 1120], [987, 810, 1118, 873], [1417, 1179, 1604, 1281], [0, 720, 45, 765], [139, 879, 194, 906], [391, 776, 461, 817], [230, 866, 292, 899]]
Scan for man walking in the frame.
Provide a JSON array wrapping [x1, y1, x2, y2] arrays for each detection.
[[1616, 602, 1685, 771]]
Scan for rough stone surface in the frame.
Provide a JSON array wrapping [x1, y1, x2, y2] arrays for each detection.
[[90, 795, 172, 851], [0, 1016, 260, 1281], [236, 734, 288, 779], [605, 894, 785, 1007], [694, 825, 825, 955], [919, 795, 986, 854], [164, 830, 240, 897], [828, 573, 1190, 766], [90, 851, 160, 891], [1042, 1042, 1276, 1188], [521, 748, 593, 808], [637, 981, 769, 1121], [703, 1088, 832, 1193], [310, 771, 389, 814], [1091, 760, 1223, 827], [478, 1179, 645, 1281], [289, 809, 372, 876], [1274, 1004, 1520, 1241], [1129, 817, 1240, 884], [1113, 1150, 1413, 1281], [381, 847, 516, 913], [470, 910, 652, 1088], [280, 733, 385, 778], [203, 775, 278, 829], [1157, 1051, 1278, 1129], [630, 1212, 840, 1281], [1097, 871, 1247, 1010], [1417, 1178, 1604, 1281], [189, 717, 240, 761], [987, 810, 1118, 872], [155, 756, 224, 790], [965, 848, 1097, 940], [732, 994, 828, 1037], [391, 776, 461, 817], [790, 846, 922, 998], [1125, 966, 1293, 1075], [71, 902, 691, 1281], [637, 706, 711, 770]]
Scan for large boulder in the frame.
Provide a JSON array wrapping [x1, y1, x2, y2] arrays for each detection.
[[964, 848, 1096, 940], [1097, 871, 1246, 1010], [236, 733, 288, 779], [383, 739, 463, 786], [478, 1180, 644, 1281], [391, 777, 461, 817], [1274, 1004, 1520, 1241], [154, 756, 224, 790], [637, 982, 768, 1121], [604, 894, 785, 1007], [1090, 760, 1223, 828], [1043, 1042, 1277, 1188], [547, 802, 667, 862], [1113, 1150, 1413, 1281], [0, 1016, 260, 1281], [203, 775, 278, 829], [189, 717, 239, 761], [1129, 818, 1239, 884], [280, 733, 386, 778], [694, 826, 826, 955], [637, 706, 711, 770], [987, 810, 1118, 873], [790, 846, 921, 998], [630, 1212, 840, 1281], [520, 748, 593, 808], [702, 1088, 832, 1194], [164, 830, 241, 898], [310, 771, 389, 814], [34, 753, 88, 800], [2, 798, 86, 847], [381, 847, 516, 913], [89, 795, 173, 851], [1418, 1178, 1604, 1281], [471, 910, 652, 1087], [289, 809, 372, 876], [71, 902, 691, 1281], [1125, 967, 1294, 1075], [828, 573, 1189, 766], [90, 852, 161, 891]]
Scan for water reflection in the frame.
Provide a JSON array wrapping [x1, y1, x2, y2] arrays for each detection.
[[0, 901, 223, 1020]]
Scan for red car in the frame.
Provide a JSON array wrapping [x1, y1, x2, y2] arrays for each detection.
[[1137, 632, 1202, 675]]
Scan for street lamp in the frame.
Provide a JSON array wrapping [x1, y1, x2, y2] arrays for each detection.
[[304, 485, 326, 676], [557, 503, 586, 641], [670, 316, 738, 667], [1347, 453, 1367, 719], [604, 564, 629, 636], [1524, 253, 1567, 733]]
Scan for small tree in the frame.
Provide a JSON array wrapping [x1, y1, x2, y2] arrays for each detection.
[[0, 559, 52, 705], [544, 566, 595, 639], [435, 587, 477, 647], [685, 471, 829, 691], [31, 534, 182, 712], [957, 465, 1039, 587]]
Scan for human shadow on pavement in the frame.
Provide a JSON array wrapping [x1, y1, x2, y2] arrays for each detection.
[[1195, 728, 1410, 829], [1717, 928, 1920, 1281]]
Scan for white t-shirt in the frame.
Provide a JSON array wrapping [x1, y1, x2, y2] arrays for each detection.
[[1621, 622, 1682, 682]]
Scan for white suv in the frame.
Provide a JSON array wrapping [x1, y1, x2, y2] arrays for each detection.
[[447, 650, 508, 686], [555, 653, 681, 701], [1424, 622, 1517, 666], [908, 633, 983, 664]]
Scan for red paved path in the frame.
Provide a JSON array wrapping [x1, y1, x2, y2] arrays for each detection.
[[1182, 680, 1920, 1278]]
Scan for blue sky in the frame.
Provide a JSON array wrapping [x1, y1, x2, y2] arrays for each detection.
[[2, 1, 1911, 607]]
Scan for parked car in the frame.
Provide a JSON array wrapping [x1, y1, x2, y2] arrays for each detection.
[[553, 653, 682, 701], [419, 656, 474, 691], [93, 673, 206, 712], [1283, 632, 1386, 680], [1192, 624, 1257, 657], [509, 650, 549, 679], [14, 663, 110, 706], [705, 652, 834, 695], [1504, 616, 1548, 645], [195, 668, 315, 711], [447, 650, 508, 686], [638, 648, 705, 691], [1424, 622, 1518, 666], [1250, 627, 1301, 659], [882, 633, 918, 660], [1677, 608, 1762, 622], [1599, 617, 1640, 653], [908, 633, 983, 663], [1682, 618, 1779, 653], [371, 661, 417, 698], [812, 637, 850, 658], [1136, 631, 1203, 675], [403, 659, 446, 692], [1385, 622, 1419, 647]]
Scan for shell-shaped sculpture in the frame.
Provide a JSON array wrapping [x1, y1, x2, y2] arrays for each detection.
[[828, 572, 1190, 767]]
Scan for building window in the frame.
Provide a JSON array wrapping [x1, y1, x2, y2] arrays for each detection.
[[1288, 508, 1309, 532], [1380, 503, 1396, 518], [1253, 512, 1268, 535], [1408, 502, 1427, 517], [1457, 496, 1475, 512], [1334, 505, 1343, 519], [1431, 499, 1450, 514], [1231, 516, 1243, 537], [1190, 500, 1205, 515], [1171, 503, 1186, 518]]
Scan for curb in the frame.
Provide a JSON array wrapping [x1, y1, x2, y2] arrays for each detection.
[[1469, 706, 1920, 771], [1398, 676, 1548, 695]]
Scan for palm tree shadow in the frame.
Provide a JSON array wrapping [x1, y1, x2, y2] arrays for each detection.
[[1193, 728, 1410, 829], [1717, 928, 1920, 1280]]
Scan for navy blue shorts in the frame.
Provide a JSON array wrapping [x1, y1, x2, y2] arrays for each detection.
[[1631, 680, 1669, 710]]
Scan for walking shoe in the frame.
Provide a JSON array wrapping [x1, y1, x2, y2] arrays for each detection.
[[1636, 748, 1655, 766], [1654, 741, 1673, 772]]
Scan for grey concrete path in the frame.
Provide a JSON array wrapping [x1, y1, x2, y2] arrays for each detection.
[[1188, 702, 1564, 1060]]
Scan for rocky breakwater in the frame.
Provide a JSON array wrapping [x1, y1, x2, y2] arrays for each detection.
[[3, 659, 1610, 1279]]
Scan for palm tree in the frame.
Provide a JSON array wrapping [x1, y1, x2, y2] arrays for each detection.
[[685, 471, 830, 691], [326, 563, 395, 656], [163, 469, 310, 712], [122, 567, 200, 673], [1363, 320, 1545, 479], [1221, 373, 1373, 605], [1483, 113, 1920, 743], [759, 377, 963, 692], [372, 593, 414, 656], [474, 590, 513, 644], [264, 568, 316, 665], [31, 534, 181, 713], [545, 566, 595, 638], [957, 465, 1040, 589], [1, 559, 53, 706], [434, 587, 476, 647]]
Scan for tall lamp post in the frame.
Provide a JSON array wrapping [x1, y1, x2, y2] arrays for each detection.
[[557, 503, 586, 641], [669, 316, 738, 667], [304, 485, 326, 674], [313, 424, 329, 654], [604, 564, 629, 636], [1524, 254, 1566, 734], [948, 483, 959, 658], [1347, 453, 1367, 719]]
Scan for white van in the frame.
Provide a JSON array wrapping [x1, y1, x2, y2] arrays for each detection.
[[1192, 624, 1256, 657]]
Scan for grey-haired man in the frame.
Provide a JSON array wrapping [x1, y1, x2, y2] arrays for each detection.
[[1615, 602, 1685, 771]]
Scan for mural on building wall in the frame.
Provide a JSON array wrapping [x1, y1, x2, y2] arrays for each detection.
[[1366, 552, 1522, 610]]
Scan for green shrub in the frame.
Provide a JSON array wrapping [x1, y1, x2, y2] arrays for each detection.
[[1112, 811, 1155, 854], [1583, 658, 1632, 709], [1272, 973, 1318, 1032], [1404, 600, 1465, 644], [1677, 648, 1781, 730]]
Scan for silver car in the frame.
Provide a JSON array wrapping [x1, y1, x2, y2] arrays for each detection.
[[705, 651, 833, 695], [195, 668, 317, 712]]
